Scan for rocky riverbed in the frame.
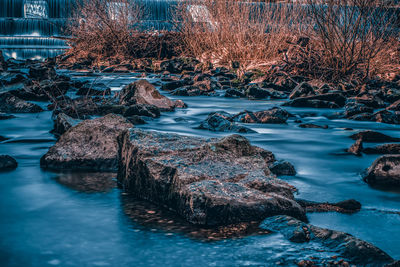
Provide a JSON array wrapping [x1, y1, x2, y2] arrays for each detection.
[[1, 56, 400, 266]]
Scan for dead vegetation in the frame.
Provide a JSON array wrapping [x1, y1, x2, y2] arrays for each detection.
[[65, 0, 400, 83]]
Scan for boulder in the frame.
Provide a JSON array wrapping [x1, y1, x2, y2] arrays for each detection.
[[119, 79, 175, 111], [28, 65, 57, 80], [246, 84, 287, 99], [197, 112, 255, 133], [123, 104, 160, 118], [344, 102, 373, 118], [41, 114, 133, 171], [161, 80, 187, 91], [0, 92, 43, 113], [160, 58, 200, 73], [0, 155, 18, 171], [12, 79, 70, 101], [117, 130, 307, 226], [373, 110, 400, 124], [283, 93, 346, 108], [269, 160, 296, 176], [51, 113, 81, 137], [260, 215, 393, 265], [347, 139, 363, 156], [225, 88, 245, 98], [350, 130, 400, 142], [171, 81, 219, 96], [232, 107, 291, 124], [363, 155, 400, 187]]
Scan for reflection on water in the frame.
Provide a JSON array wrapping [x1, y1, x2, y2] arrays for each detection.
[[0, 72, 399, 266]]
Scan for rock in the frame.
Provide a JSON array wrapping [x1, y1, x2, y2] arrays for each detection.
[[0, 155, 18, 171], [387, 99, 400, 111], [344, 102, 373, 118], [0, 50, 7, 71], [353, 94, 386, 108], [0, 92, 43, 113], [117, 130, 307, 226], [283, 93, 346, 108], [299, 123, 328, 129], [260, 215, 393, 265], [246, 84, 287, 99], [297, 199, 361, 213], [161, 80, 187, 91], [289, 82, 315, 99], [28, 65, 56, 80], [123, 104, 160, 118], [41, 114, 133, 171], [269, 160, 296, 176], [348, 139, 363, 156], [232, 107, 291, 124], [0, 72, 27, 85], [12, 79, 70, 101], [76, 83, 111, 96], [172, 81, 218, 96], [174, 100, 187, 108], [363, 155, 400, 187], [363, 144, 400, 154], [197, 112, 256, 133], [125, 115, 146, 125], [373, 110, 400, 124], [51, 113, 81, 137], [119, 79, 175, 111], [225, 88, 245, 98], [160, 57, 200, 73], [0, 113, 16, 120], [350, 130, 400, 142]]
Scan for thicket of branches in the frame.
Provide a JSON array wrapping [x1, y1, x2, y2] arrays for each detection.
[[66, 0, 400, 82]]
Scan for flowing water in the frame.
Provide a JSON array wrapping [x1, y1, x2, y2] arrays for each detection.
[[0, 71, 399, 266]]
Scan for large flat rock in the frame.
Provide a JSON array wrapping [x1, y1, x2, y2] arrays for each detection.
[[41, 114, 133, 171], [117, 129, 306, 226]]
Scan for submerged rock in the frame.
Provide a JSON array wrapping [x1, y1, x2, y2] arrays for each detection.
[[0, 113, 16, 120], [350, 130, 400, 142], [41, 114, 133, 171], [363, 144, 400, 154], [117, 130, 307, 226], [299, 123, 328, 129], [0, 155, 18, 171], [364, 155, 400, 187], [197, 112, 255, 133], [260, 215, 393, 265], [297, 199, 361, 213], [0, 92, 43, 113], [119, 79, 175, 111]]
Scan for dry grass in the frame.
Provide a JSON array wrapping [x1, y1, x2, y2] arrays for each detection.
[[65, 0, 182, 64], [176, 1, 305, 74]]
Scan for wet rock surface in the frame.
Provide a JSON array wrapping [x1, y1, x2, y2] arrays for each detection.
[[119, 79, 175, 111], [41, 114, 133, 171], [364, 155, 400, 188], [350, 130, 400, 142], [0, 92, 43, 113], [260, 215, 394, 266], [232, 107, 291, 124], [197, 112, 255, 133], [0, 155, 18, 171], [51, 113, 81, 137], [297, 199, 362, 213], [117, 129, 307, 226]]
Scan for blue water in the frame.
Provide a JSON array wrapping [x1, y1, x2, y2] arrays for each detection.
[[0, 72, 399, 266]]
